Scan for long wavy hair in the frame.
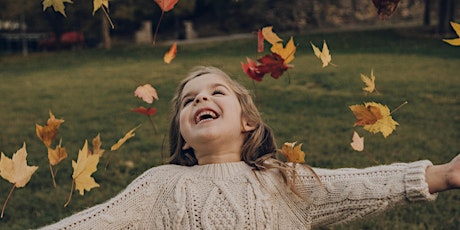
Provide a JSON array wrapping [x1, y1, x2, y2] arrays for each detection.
[[168, 66, 301, 190]]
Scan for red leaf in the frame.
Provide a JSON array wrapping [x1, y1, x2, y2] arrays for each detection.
[[257, 53, 289, 79], [131, 106, 157, 116], [154, 0, 178, 12], [241, 57, 264, 82], [257, 29, 264, 53]]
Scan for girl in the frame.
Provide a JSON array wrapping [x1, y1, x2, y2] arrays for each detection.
[[41, 66, 460, 229]]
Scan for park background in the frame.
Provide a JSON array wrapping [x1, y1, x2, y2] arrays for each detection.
[[1, 0, 459, 229]]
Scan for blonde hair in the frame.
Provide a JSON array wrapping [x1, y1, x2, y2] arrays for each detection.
[[168, 66, 300, 190]]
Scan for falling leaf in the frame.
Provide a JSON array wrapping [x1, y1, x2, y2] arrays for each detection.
[[257, 53, 291, 79], [154, 0, 179, 12], [261, 26, 283, 45], [241, 57, 264, 82], [0, 143, 38, 217], [42, 0, 73, 17], [361, 68, 376, 93], [310, 41, 334, 68], [72, 140, 100, 196], [372, 0, 401, 19], [131, 106, 157, 116], [279, 142, 305, 163], [350, 131, 364, 152], [257, 29, 264, 53], [134, 84, 159, 104], [164, 42, 177, 64], [111, 125, 140, 151], [443, 21, 460, 46], [91, 134, 105, 157], [93, 0, 109, 15], [349, 102, 399, 138], [0, 143, 38, 188], [271, 36, 296, 64], [48, 139, 68, 166], [36, 111, 65, 147]]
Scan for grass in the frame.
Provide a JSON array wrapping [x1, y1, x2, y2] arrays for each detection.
[[0, 27, 459, 229]]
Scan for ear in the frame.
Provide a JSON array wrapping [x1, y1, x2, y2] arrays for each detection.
[[242, 118, 256, 132], [182, 142, 191, 150]]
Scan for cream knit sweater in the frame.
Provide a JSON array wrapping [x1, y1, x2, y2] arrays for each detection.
[[40, 160, 436, 229]]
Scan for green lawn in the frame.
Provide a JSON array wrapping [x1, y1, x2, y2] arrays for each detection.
[[0, 27, 459, 229]]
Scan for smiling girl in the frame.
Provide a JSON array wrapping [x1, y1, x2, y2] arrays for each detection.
[[40, 66, 460, 229]]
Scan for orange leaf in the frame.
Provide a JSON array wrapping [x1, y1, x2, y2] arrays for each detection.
[[131, 106, 157, 116], [48, 140, 68, 166], [91, 134, 105, 157], [257, 29, 264, 53], [164, 42, 177, 64], [349, 102, 399, 138], [0, 143, 38, 188], [111, 125, 140, 151], [154, 0, 178, 12], [36, 111, 65, 147], [279, 142, 305, 163], [134, 84, 159, 104], [350, 131, 364, 152], [72, 140, 100, 195]]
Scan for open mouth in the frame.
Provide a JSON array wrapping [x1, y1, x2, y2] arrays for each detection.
[[194, 109, 220, 124]]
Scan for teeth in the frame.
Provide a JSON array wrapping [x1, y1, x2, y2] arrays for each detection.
[[195, 110, 218, 124]]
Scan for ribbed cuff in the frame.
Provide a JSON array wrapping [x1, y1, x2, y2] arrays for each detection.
[[404, 160, 438, 202]]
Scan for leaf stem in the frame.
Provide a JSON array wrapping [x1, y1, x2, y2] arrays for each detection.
[[147, 115, 158, 134], [390, 101, 408, 115], [64, 180, 75, 207], [49, 163, 57, 188], [102, 6, 114, 29], [153, 10, 165, 45], [1, 184, 16, 218]]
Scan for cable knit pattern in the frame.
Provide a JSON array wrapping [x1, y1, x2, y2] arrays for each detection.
[[39, 160, 437, 229]]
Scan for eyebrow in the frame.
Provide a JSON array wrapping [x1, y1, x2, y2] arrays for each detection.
[[181, 83, 230, 101]]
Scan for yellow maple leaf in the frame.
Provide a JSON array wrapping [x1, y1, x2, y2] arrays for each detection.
[[442, 21, 460, 46], [72, 140, 100, 196], [261, 26, 283, 45], [310, 40, 334, 68], [93, 0, 109, 15], [279, 142, 305, 163], [111, 125, 140, 151], [360, 68, 376, 93], [350, 131, 364, 152], [91, 134, 105, 157], [349, 102, 399, 138], [36, 110, 64, 148], [0, 143, 38, 188], [42, 0, 73, 17], [271, 36, 296, 64], [48, 139, 68, 166]]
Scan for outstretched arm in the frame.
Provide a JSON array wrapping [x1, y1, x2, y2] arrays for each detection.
[[426, 154, 460, 193]]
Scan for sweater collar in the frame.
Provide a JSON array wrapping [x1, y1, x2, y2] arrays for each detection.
[[191, 161, 251, 179]]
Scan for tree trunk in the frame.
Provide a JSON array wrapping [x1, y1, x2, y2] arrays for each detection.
[[438, 0, 455, 34], [423, 0, 431, 25], [101, 11, 111, 50]]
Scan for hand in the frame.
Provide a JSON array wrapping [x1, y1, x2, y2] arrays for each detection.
[[426, 153, 460, 193]]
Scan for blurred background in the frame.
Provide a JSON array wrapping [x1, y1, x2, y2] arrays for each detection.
[[0, 0, 458, 55]]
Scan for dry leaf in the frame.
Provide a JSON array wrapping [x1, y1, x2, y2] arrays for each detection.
[[91, 134, 105, 157], [279, 142, 305, 163], [271, 36, 296, 64], [310, 40, 335, 68], [134, 84, 159, 104], [0, 143, 38, 188], [372, 0, 401, 19], [443, 21, 460, 46], [93, 0, 109, 15], [72, 140, 100, 195], [36, 111, 65, 148], [111, 125, 140, 151], [257, 29, 264, 53], [131, 106, 157, 116], [164, 42, 177, 64], [349, 102, 399, 138], [42, 0, 73, 17], [350, 131, 364, 152], [361, 68, 376, 93], [261, 26, 283, 45], [154, 0, 179, 12], [48, 139, 68, 166]]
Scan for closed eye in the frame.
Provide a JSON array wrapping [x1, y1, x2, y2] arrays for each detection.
[[212, 88, 225, 95], [182, 97, 194, 107]]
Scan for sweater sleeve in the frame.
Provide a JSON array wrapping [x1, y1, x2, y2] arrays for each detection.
[[38, 166, 173, 230], [294, 160, 437, 227]]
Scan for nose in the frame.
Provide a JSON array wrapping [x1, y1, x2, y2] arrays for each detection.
[[194, 94, 208, 104]]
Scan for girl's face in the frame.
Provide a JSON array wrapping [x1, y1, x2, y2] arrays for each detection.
[[179, 73, 254, 163]]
